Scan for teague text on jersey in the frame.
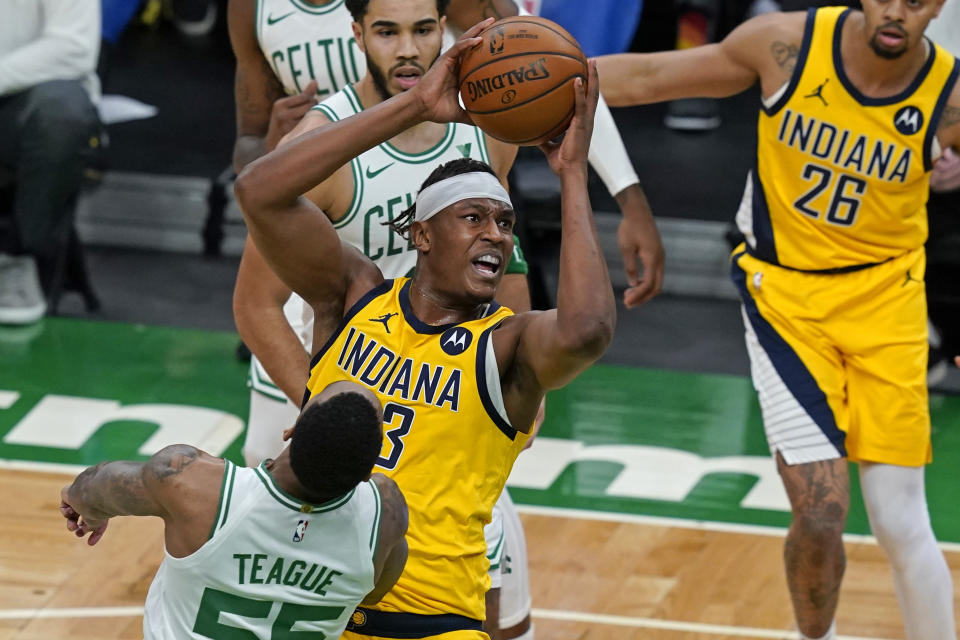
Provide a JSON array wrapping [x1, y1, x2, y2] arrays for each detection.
[[464, 58, 550, 103], [336, 327, 462, 411], [233, 553, 342, 595], [776, 108, 913, 183]]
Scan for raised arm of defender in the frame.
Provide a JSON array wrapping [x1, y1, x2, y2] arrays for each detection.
[[493, 62, 617, 428], [596, 12, 808, 107]]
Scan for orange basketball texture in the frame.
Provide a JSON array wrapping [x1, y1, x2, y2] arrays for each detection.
[[458, 17, 587, 146]]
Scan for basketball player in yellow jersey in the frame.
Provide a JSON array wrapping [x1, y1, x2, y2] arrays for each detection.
[[235, 22, 614, 639], [597, 2, 960, 639]]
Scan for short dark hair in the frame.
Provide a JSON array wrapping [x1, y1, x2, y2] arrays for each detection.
[[346, 0, 450, 22], [288, 391, 382, 501], [387, 157, 498, 236]]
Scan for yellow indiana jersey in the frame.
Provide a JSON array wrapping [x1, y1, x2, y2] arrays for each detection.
[[304, 278, 529, 621], [738, 6, 959, 271]]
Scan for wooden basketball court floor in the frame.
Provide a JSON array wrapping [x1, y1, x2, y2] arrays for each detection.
[[2, 319, 959, 639], [3, 467, 960, 639]]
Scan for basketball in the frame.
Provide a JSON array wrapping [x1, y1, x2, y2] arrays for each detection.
[[458, 16, 587, 146]]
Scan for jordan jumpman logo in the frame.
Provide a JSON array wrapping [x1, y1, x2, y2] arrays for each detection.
[[804, 78, 829, 106]]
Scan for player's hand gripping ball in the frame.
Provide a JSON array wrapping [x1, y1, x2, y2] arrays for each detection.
[[458, 16, 588, 146]]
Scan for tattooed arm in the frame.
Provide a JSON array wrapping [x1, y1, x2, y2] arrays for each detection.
[[595, 11, 806, 107], [936, 81, 960, 150], [932, 84, 960, 191], [60, 445, 223, 550]]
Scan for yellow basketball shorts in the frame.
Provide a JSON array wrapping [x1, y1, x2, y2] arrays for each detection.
[[730, 245, 930, 467], [341, 607, 487, 640]]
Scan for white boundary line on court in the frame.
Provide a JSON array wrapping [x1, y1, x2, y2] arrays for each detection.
[[531, 608, 891, 640], [513, 503, 960, 554], [0, 605, 891, 639], [7, 457, 960, 554], [0, 458, 88, 475], [0, 606, 144, 620]]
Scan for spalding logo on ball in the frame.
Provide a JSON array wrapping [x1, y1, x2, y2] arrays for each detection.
[[458, 16, 587, 146]]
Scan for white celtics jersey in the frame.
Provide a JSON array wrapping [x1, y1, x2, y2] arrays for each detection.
[[143, 461, 382, 640], [314, 84, 493, 277], [255, 0, 365, 99]]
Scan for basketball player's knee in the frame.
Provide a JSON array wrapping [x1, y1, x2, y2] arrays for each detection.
[[792, 501, 847, 545], [867, 503, 930, 564]]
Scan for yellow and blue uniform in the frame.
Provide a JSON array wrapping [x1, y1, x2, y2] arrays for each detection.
[[732, 6, 958, 466], [304, 278, 529, 639]]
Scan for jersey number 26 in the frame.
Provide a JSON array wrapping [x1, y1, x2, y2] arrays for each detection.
[[793, 162, 866, 227]]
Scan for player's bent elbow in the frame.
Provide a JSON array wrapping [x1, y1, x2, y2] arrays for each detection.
[[233, 161, 282, 224], [233, 166, 263, 222], [557, 318, 615, 361]]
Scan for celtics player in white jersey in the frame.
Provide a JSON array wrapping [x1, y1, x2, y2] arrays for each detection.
[[59, 381, 408, 640]]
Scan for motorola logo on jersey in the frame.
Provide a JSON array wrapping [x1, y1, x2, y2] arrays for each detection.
[[293, 520, 309, 542], [440, 327, 473, 356], [894, 106, 923, 135]]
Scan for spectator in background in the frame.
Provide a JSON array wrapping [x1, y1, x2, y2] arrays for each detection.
[[665, 0, 724, 131], [0, 0, 101, 325], [538, 0, 643, 57]]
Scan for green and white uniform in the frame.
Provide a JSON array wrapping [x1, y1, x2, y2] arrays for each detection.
[[143, 461, 382, 640], [254, 0, 364, 99]]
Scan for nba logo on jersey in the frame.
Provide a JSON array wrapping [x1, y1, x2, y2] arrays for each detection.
[[293, 520, 309, 542], [894, 106, 923, 135], [440, 327, 473, 356]]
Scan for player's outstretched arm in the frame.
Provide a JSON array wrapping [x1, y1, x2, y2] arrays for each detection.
[[59, 445, 217, 547], [363, 474, 409, 605], [593, 12, 811, 107], [501, 62, 615, 414]]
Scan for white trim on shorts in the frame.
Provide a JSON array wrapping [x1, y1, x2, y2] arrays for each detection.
[[741, 307, 844, 465]]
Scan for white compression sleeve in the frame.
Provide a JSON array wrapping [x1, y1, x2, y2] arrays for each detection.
[[859, 462, 956, 640], [515, 0, 640, 198], [587, 94, 640, 197]]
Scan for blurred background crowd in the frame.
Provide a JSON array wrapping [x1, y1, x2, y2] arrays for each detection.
[[1, 0, 957, 377]]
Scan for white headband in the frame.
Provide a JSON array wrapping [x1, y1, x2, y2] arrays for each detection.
[[414, 172, 512, 222]]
